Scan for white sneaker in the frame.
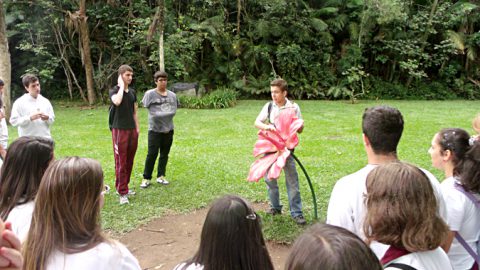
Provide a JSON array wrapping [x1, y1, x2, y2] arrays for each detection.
[[140, 179, 151, 188], [119, 195, 129, 205], [156, 176, 170, 185], [116, 190, 136, 196]]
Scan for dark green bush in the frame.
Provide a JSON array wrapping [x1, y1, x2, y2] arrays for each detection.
[[178, 88, 237, 109]]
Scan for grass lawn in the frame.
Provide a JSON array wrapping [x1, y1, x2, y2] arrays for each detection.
[[8, 99, 480, 243]]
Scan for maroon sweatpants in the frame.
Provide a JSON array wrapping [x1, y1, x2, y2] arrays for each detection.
[[112, 128, 138, 195]]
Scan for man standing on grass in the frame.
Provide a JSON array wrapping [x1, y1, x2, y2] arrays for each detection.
[[140, 71, 178, 188], [10, 74, 55, 139], [326, 105, 447, 258], [254, 78, 306, 225], [110, 65, 139, 205]]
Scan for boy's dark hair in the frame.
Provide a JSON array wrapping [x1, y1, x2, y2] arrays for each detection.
[[154, 71, 168, 82], [181, 195, 274, 270], [285, 223, 383, 270], [270, 78, 288, 92], [0, 79, 4, 86], [118, 65, 133, 76], [22, 74, 39, 88], [362, 106, 404, 155]]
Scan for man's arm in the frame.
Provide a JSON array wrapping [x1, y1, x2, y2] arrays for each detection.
[[254, 103, 275, 131], [39, 99, 55, 125], [133, 103, 140, 134], [111, 75, 125, 106], [9, 102, 36, 127]]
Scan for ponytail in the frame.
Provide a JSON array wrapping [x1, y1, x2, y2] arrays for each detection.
[[458, 140, 480, 193]]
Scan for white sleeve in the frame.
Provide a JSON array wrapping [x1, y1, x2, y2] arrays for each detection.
[[9, 100, 30, 127], [422, 169, 448, 222], [440, 184, 465, 230], [326, 179, 356, 233], [255, 103, 270, 123], [118, 244, 141, 270], [294, 103, 302, 119], [45, 99, 55, 126]]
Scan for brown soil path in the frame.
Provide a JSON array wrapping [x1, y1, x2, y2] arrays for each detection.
[[119, 202, 291, 270]]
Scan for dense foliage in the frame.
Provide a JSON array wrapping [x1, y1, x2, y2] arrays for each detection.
[[4, 0, 480, 101], [179, 89, 237, 109]]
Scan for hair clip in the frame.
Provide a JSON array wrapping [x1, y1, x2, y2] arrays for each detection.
[[469, 136, 477, 146], [101, 184, 110, 195], [246, 213, 257, 220]]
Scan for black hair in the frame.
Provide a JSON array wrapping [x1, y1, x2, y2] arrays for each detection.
[[437, 128, 480, 193], [362, 106, 404, 155], [0, 136, 55, 219], [181, 195, 274, 270]]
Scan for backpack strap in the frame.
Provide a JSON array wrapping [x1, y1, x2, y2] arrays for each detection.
[[267, 101, 272, 124], [386, 263, 417, 270], [453, 183, 480, 265], [454, 183, 480, 208], [455, 233, 480, 265]]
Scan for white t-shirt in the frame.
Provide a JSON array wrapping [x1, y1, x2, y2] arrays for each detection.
[[441, 177, 480, 270], [326, 164, 448, 258], [6, 200, 34, 242], [173, 262, 203, 270], [10, 93, 55, 138], [256, 99, 302, 124], [46, 241, 140, 270], [384, 248, 453, 270]]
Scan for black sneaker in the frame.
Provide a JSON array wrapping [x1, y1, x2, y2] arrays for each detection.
[[293, 215, 306, 225], [266, 208, 282, 216]]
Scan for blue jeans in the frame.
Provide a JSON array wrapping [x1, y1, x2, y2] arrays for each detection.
[[265, 155, 303, 217]]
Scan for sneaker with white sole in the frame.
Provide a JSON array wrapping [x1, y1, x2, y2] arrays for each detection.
[[119, 195, 129, 205], [140, 179, 151, 188], [116, 190, 136, 196], [156, 176, 170, 185]]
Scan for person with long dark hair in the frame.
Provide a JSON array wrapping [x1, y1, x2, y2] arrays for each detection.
[[22, 157, 141, 270], [174, 195, 274, 270], [0, 136, 54, 241], [429, 128, 480, 270]]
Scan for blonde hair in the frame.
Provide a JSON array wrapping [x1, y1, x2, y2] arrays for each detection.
[[23, 157, 105, 270], [364, 162, 448, 252]]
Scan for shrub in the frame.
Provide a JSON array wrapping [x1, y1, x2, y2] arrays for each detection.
[[178, 88, 237, 109]]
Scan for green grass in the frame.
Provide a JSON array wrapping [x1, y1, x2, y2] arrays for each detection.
[[8, 100, 480, 243]]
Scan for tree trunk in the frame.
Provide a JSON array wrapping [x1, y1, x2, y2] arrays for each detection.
[[79, 0, 96, 105], [236, 0, 241, 36], [158, 0, 165, 72], [0, 0, 11, 119]]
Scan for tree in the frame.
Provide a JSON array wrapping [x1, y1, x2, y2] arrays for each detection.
[[76, 0, 96, 104], [0, 0, 11, 117]]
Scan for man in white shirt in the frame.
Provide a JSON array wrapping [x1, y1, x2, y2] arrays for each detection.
[[326, 105, 446, 258], [10, 74, 55, 139]]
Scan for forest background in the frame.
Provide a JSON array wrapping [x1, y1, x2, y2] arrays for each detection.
[[0, 0, 480, 110]]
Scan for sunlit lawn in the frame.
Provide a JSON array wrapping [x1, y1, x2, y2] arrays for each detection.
[[8, 99, 479, 243]]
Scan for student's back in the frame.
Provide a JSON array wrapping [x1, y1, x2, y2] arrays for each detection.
[[22, 157, 140, 270]]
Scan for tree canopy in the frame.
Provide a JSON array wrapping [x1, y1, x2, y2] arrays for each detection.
[[3, 0, 480, 103]]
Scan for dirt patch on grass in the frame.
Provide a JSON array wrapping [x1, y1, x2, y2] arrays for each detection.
[[119, 202, 291, 270]]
